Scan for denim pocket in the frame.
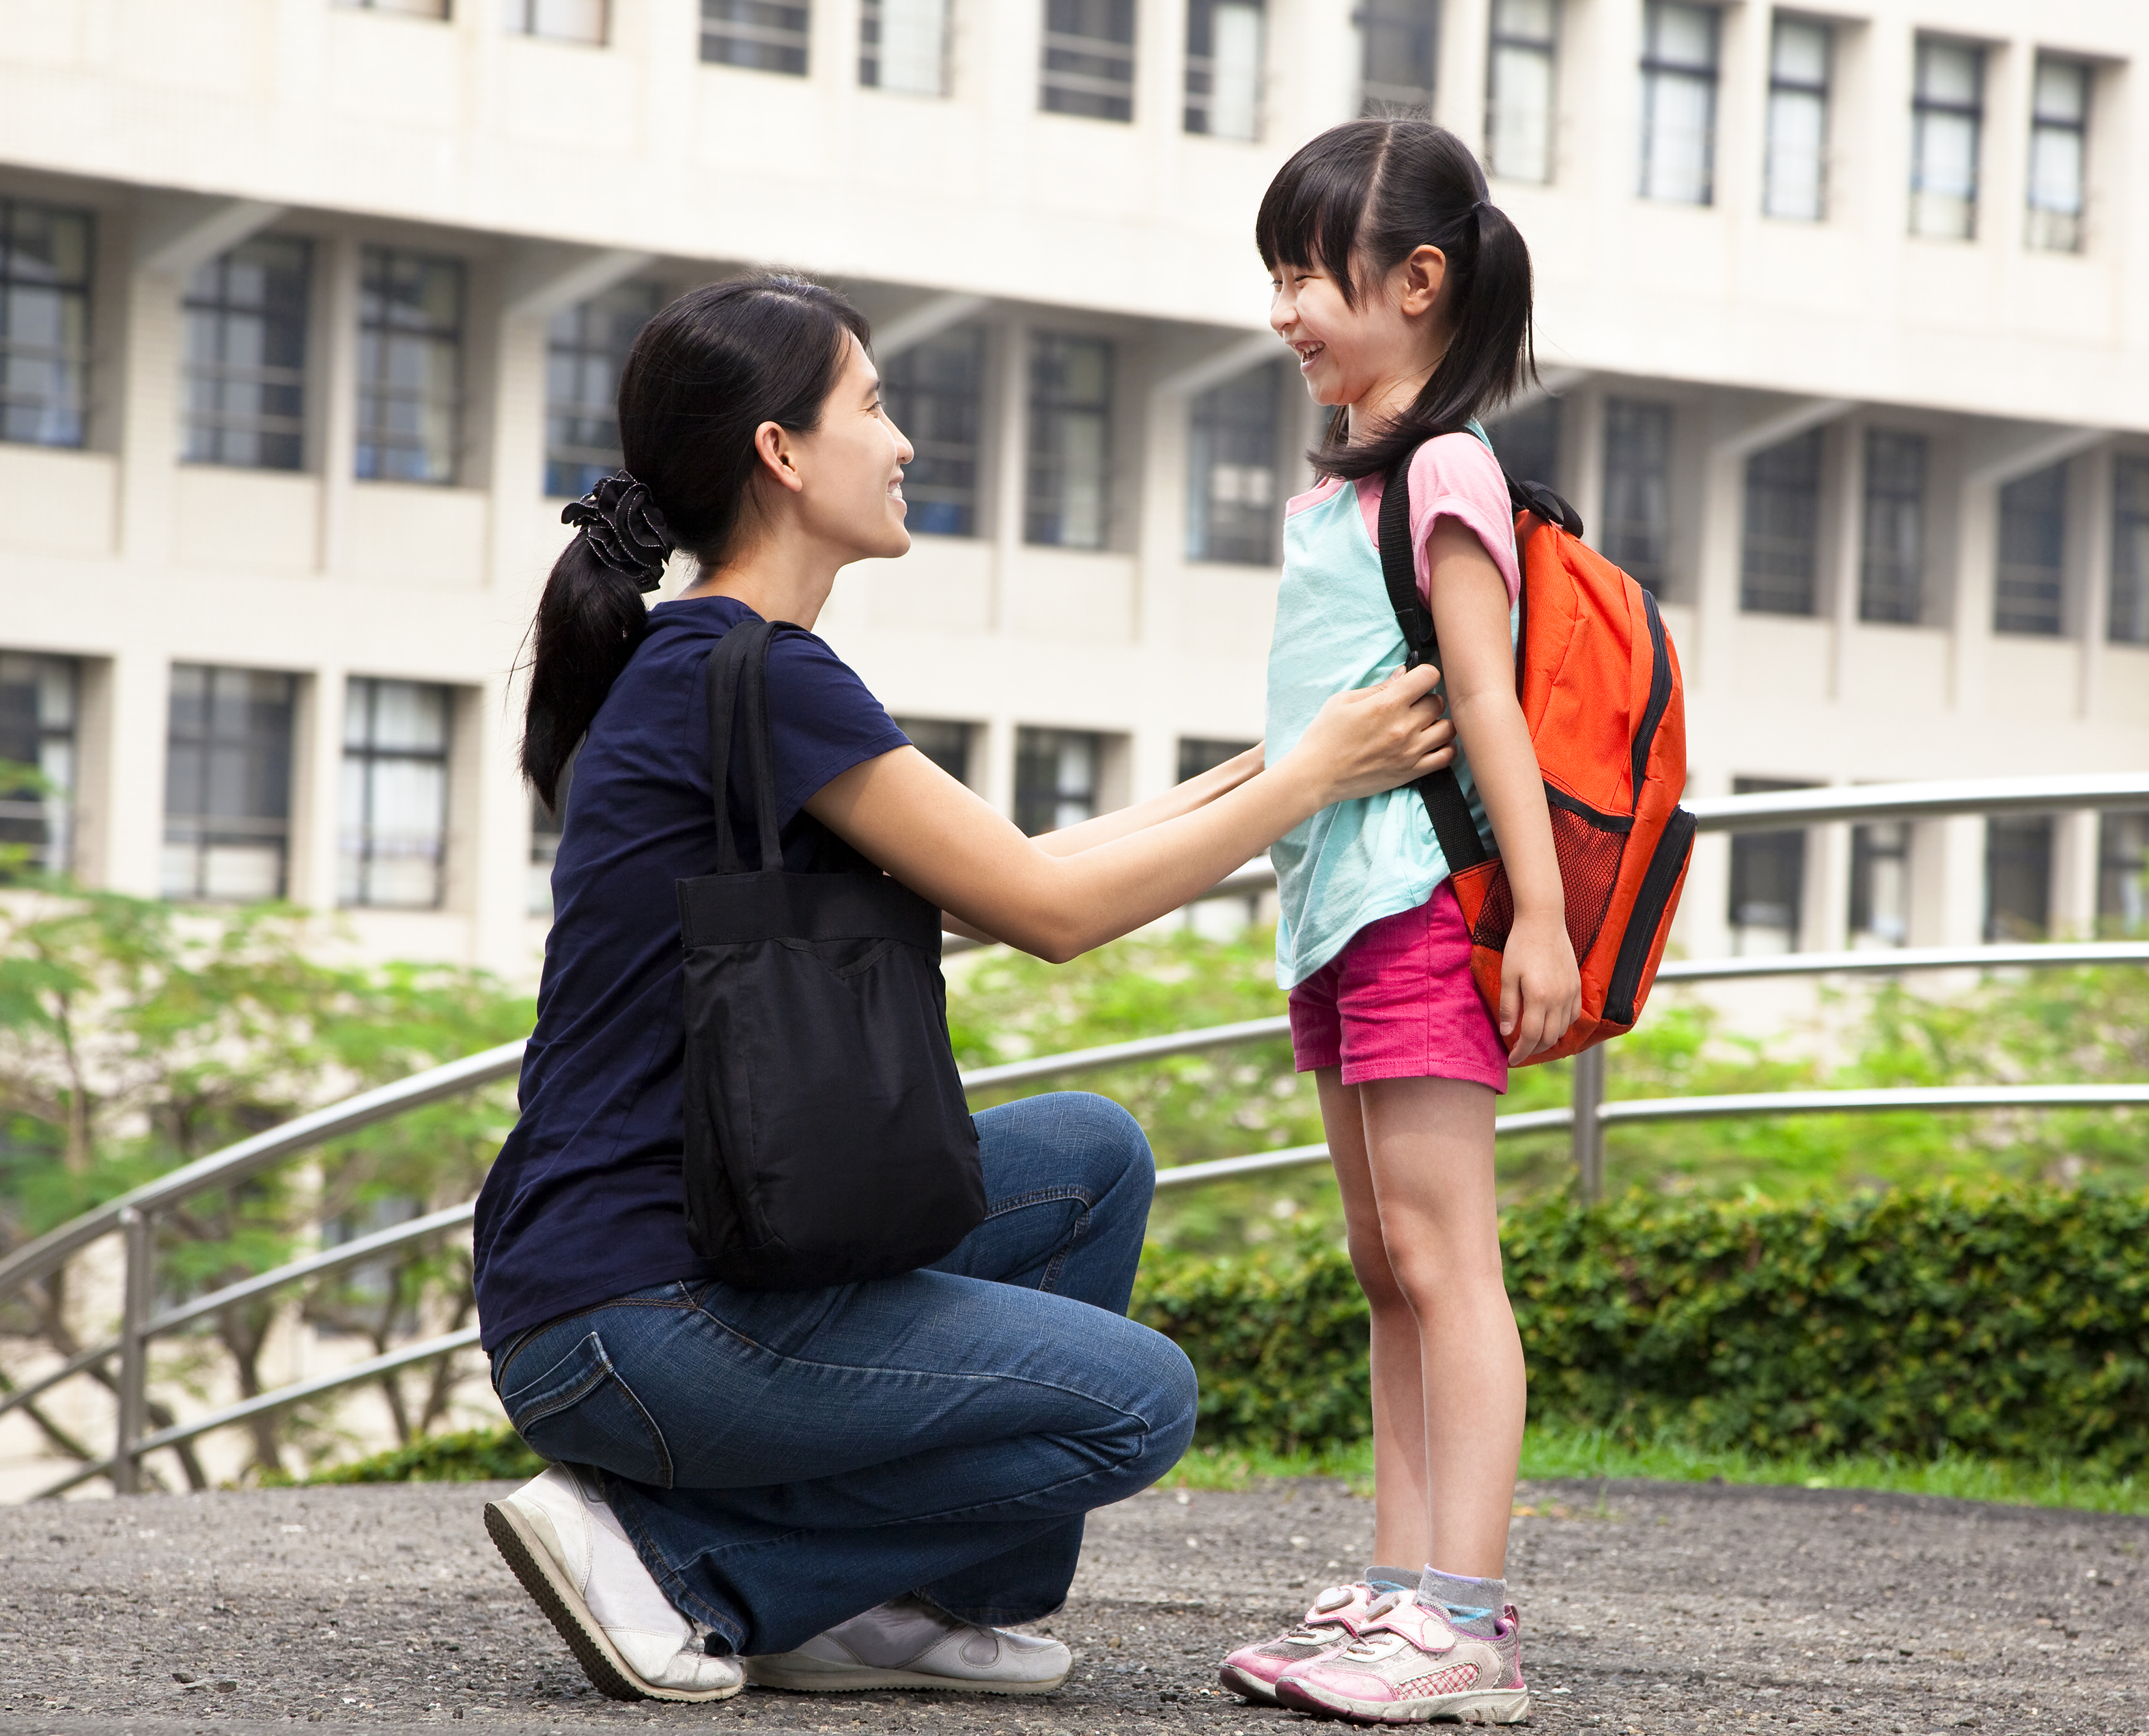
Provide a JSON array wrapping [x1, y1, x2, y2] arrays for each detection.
[[499, 1330, 675, 1489]]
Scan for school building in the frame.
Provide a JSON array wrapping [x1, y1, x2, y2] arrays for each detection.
[[1, 0, 2146, 982]]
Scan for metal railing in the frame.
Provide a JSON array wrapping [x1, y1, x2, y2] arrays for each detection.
[[1, 772, 2144, 1498]]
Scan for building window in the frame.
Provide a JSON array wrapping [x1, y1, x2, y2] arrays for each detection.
[[1185, 0, 1264, 140], [1995, 462, 2067, 636], [2027, 55, 2091, 254], [1984, 816, 2052, 941], [1859, 430, 1926, 625], [702, 0, 810, 76], [1015, 728, 1101, 835], [1638, 1, 1719, 206], [356, 247, 464, 486], [1762, 14, 1829, 221], [882, 325, 985, 537], [860, 0, 951, 95], [0, 198, 92, 450], [1177, 737, 1255, 783], [1728, 776, 1810, 955], [1849, 821, 1910, 949], [1601, 398, 1672, 595], [546, 279, 660, 500], [0, 653, 79, 878], [1359, 0, 1439, 116], [1740, 428, 1823, 616], [2110, 455, 2149, 646], [340, 678, 451, 910], [1486, 395, 1559, 490], [1911, 38, 1983, 241], [1485, 0, 1555, 182], [1041, 0, 1136, 122], [894, 718, 972, 784], [2098, 812, 2149, 933], [182, 236, 311, 473], [505, 0, 608, 41], [336, 0, 450, 14], [1188, 361, 1282, 565], [1026, 334, 1112, 550], [529, 753, 572, 919], [162, 665, 296, 904]]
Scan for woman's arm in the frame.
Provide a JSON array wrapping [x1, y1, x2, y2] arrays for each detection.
[[806, 667, 1454, 963], [1426, 518, 1581, 1061]]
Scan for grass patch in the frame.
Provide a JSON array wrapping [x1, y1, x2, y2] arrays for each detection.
[[1156, 1419, 2149, 1517]]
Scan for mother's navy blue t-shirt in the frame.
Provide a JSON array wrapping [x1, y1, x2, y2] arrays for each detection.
[[473, 596, 910, 1350]]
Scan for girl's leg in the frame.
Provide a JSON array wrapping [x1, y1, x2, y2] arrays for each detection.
[[1317, 1067, 1433, 1570], [1356, 1075, 1523, 1578]]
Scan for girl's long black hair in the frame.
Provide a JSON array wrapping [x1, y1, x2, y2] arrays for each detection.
[[520, 273, 870, 811], [1255, 119, 1535, 481]]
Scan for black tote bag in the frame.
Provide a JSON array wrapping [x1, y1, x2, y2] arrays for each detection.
[[675, 618, 985, 1289]]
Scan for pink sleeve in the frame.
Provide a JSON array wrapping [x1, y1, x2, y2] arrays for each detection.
[[1406, 434, 1520, 610]]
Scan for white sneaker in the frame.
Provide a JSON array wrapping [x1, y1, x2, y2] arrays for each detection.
[[483, 1466, 744, 1703], [746, 1596, 1071, 1695]]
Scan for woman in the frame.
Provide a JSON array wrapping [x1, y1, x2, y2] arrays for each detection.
[[473, 274, 1456, 1705]]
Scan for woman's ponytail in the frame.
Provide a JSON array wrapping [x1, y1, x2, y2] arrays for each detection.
[[1256, 120, 1536, 483], [518, 274, 870, 812]]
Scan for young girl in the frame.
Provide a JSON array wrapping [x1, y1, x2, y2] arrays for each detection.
[[1216, 121, 1579, 1726]]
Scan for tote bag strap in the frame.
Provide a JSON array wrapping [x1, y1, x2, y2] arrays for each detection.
[[705, 619, 785, 874]]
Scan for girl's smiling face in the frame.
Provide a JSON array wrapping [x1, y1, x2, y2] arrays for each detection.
[[1269, 249, 1453, 431]]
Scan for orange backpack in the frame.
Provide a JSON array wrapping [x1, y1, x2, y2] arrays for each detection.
[[1377, 449, 1695, 1065]]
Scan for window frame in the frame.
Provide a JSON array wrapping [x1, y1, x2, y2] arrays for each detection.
[[1040, 0, 1137, 123], [0, 652, 80, 879], [2097, 811, 2149, 934], [1762, 12, 1831, 222], [1984, 814, 2054, 941], [2109, 453, 2149, 647], [339, 676, 453, 912], [503, 0, 610, 42], [1185, 360, 1284, 566], [860, 0, 952, 96], [880, 324, 987, 537], [1014, 727, 1102, 836], [701, 0, 812, 77], [182, 235, 312, 473], [1739, 428, 1825, 617], [1849, 820, 1912, 949], [1358, 0, 1442, 117], [1485, 0, 1557, 184], [1601, 397, 1674, 596], [891, 717, 974, 785], [0, 197, 94, 451], [1909, 35, 1985, 241], [161, 664, 298, 906], [544, 279, 662, 501], [1994, 461, 2068, 637], [355, 245, 466, 487], [1024, 331, 1114, 550], [1859, 429, 1928, 626], [1728, 775, 1814, 955], [1637, 0, 1721, 207], [1184, 0, 1266, 140], [2026, 53, 2092, 254]]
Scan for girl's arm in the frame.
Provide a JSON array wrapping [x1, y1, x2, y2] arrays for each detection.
[[806, 667, 1455, 964], [1425, 517, 1581, 1061]]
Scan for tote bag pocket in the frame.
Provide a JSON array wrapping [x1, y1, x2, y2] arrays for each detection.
[[676, 621, 984, 1289]]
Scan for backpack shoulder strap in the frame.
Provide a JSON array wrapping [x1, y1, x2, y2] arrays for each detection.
[[1376, 448, 1491, 872]]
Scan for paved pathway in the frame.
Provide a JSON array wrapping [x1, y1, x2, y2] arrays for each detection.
[[1, 1476, 2144, 1734]]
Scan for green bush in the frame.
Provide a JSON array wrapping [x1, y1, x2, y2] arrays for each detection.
[[289, 1425, 544, 1485], [1134, 1182, 2149, 1472]]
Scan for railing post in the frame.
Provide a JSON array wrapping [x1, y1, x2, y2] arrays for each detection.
[[1571, 1046, 1606, 1205], [113, 1207, 154, 1496]]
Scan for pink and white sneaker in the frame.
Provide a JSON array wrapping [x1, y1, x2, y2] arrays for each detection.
[[1217, 1581, 1384, 1705], [1272, 1590, 1529, 1725]]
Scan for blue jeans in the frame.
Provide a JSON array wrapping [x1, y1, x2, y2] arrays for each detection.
[[486, 1093, 1197, 1657]]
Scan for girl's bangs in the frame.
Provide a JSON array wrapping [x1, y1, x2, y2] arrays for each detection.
[[1255, 137, 1378, 291]]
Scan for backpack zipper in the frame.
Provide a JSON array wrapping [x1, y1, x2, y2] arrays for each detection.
[[1603, 806, 1696, 1025]]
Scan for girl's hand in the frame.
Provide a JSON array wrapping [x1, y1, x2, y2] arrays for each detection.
[[1287, 663, 1455, 807], [1500, 909, 1580, 1063]]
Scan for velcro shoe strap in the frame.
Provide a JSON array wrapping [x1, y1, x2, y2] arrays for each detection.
[[1359, 1598, 1461, 1653]]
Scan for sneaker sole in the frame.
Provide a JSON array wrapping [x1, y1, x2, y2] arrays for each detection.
[[482, 1500, 742, 1705], [744, 1654, 1069, 1695], [1218, 1663, 1286, 1705], [1274, 1676, 1532, 1726]]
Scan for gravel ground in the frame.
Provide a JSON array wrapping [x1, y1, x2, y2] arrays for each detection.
[[1, 1476, 2144, 1735]]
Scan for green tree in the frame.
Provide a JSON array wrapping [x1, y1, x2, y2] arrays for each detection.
[[0, 886, 530, 1484]]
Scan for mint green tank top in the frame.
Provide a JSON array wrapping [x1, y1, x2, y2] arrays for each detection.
[[1265, 432, 1516, 991]]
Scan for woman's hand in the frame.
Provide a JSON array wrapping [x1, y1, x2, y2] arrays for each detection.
[[1284, 662, 1456, 806], [1499, 910, 1581, 1063]]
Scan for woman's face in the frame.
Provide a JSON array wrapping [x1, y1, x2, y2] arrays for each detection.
[[787, 333, 916, 562]]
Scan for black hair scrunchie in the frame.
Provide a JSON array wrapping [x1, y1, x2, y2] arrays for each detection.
[[562, 471, 675, 591]]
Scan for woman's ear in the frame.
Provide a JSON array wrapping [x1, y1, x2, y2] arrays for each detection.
[[1396, 244, 1447, 318], [753, 421, 805, 494]]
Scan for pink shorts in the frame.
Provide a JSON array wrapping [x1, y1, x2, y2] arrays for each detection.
[[1287, 882, 1510, 1093]]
